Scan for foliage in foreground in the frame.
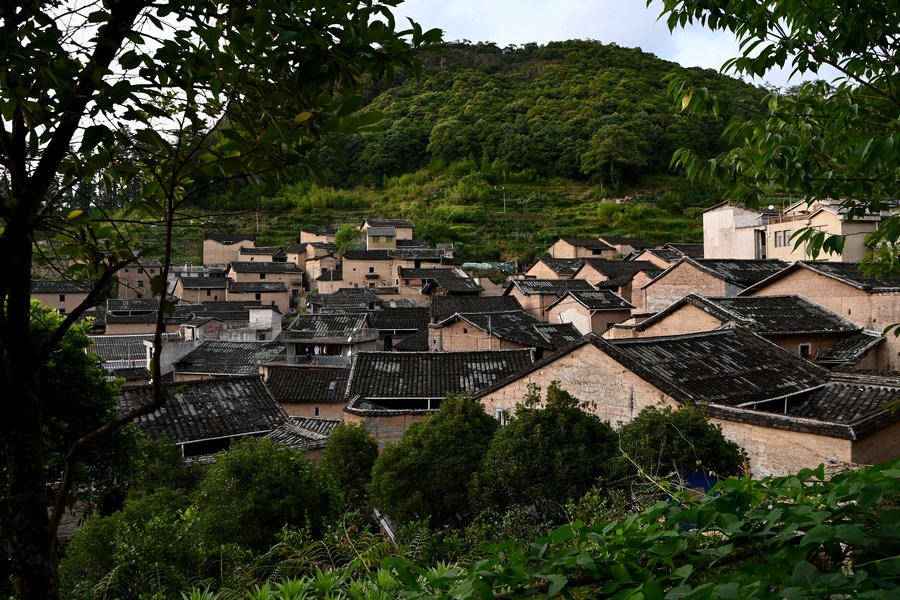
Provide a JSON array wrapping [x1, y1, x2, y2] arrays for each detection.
[[187, 460, 900, 599]]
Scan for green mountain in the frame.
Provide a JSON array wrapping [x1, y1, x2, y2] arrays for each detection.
[[191, 41, 763, 264]]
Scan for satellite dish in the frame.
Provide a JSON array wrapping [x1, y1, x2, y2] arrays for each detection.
[[768, 204, 775, 210]]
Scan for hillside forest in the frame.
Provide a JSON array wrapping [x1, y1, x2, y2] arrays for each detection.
[[76, 40, 765, 265]]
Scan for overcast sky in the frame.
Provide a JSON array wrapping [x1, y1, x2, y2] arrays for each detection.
[[389, 0, 821, 88]]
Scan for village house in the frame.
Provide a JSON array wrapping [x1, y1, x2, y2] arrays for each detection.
[[203, 232, 256, 266], [116, 257, 162, 300], [367, 307, 430, 350], [546, 289, 635, 335], [299, 227, 337, 245], [765, 199, 888, 263], [739, 261, 900, 370], [225, 261, 303, 309], [262, 365, 350, 419], [596, 236, 653, 256], [341, 247, 456, 290], [429, 295, 525, 323], [703, 202, 769, 259], [225, 280, 290, 312], [626, 243, 705, 268], [172, 276, 227, 304], [475, 327, 900, 477], [31, 279, 92, 315], [305, 255, 339, 291], [342, 349, 534, 446], [238, 245, 287, 262], [428, 310, 581, 355], [611, 294, 884, 369], [279, 313, 377, 366], [571, 259, 661, 313], [503, 278, 598, 320], [171, 340, 285, 382], [120, 375, 323, 458], [524, 258, 584, 280], [546, 237, 617, 259], [359, 218, 414, 241], [307, 288, 378, 314], [642, 257, 789, 313]]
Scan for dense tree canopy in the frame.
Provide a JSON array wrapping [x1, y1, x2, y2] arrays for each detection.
[[473, 383, 619, 522], [320, 422, 379, 511], [0, 2, 436, 597], [368, 394, 499, 528], [657, 0, 900, 272]]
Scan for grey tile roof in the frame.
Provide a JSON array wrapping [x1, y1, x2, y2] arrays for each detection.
[[598, 236, 653, 249], [816, 330, 885, 365], [438, 311, 581, 350], [549, 289, 635, 311], [396, 239, 430, 247], [787, 371, 899, 425], [346, 350, 534, 404], [388, 248, 448, 260], [307, 291, 375, 312], [529, 258, 584, 277], [397, 267, 458, 279], [394, 328, 430, 351], [430, 296, 524, 322], [239, 246, 286, 256], [285, 243, 308, 253], [227, 262, 303, 274], [663, 243, 705, 259], [666, 257, 790, 288], [766, 261, 900, 292], [421, 272, 484, 294], [226, 281, 288, 293], [264, 366, 350, 403], [505, 278, 597, 296], [177, 277, 228, 289], [31, 279, 93, 294], [288, 314, 369, 336], [309, 242, 338, 251], [106, 298, 159, 312], [603, 327, 826, 407], [119, 375, 287, 444], [89, 333, 180, 361], [342, 250, 391, 261], [368, 307, 430, 332], [300, 228, 337, 236], [366, 226, 396, 236], [262, 417, 342, 450], [635, 294, 860, 335], [532, 323, 584, 348], [204, 232, 256, 243], [640, 246, 684, 263], [362, 218, 414, 229], [560, 237, 614, 251], [173, 341, 285, 376], [579, 259, 662, 287]]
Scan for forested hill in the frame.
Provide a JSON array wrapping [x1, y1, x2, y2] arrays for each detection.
[[193, 41, 764, 264], [323, 40, 762, 187]]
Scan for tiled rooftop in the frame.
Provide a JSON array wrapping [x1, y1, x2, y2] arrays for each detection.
[[530, 258, 585, 276], [551, 289, 635, 311], [288, 314, 369, 336], [816, 330, 885, 365], [505, 278, 597, 296], [560, 237, 614, 251], [176, 277, 228, 289], [430, 296, 524, 322], [635, 294, 861, 335], [204, 233, 255, 243], [226, 281, 288, 293], [174, 341, 285, 376], [362, 218, 414, 229], [31, 279, 93, 294], [368, 307, 430, 332], [264, 366, 350, 403], [673, 257, 790, 288], [346, 350, 534, 402], [579, 259, 662, 287], [120, 375, 287, 444], [227, 262, 303, 274]]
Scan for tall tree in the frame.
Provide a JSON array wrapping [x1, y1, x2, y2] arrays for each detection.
[[0, 2, 437, 598], [368, 394, 499, 528], [655, 0, 900, 271]]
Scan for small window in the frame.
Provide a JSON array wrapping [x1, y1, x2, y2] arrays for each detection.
[[150, 269, 155, 274], [206, 289, 211, 297], [255, 293, 261, 300], [496, 409, 508, 426], [369, 266, 375, 273], [138, 267, 144, 274], [315, 407, 320, 416], [124, 268, 130, 273], [260, 273, 266, 280], [137, 280, 144, 288], [59, 294, 65, 302], [799, 343, 811, 358]]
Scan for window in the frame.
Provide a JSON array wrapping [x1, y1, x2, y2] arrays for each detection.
[[149, 268, 155, 274], [369, 266, 375, 273], [260, 273, 266, 280], [315, 407, 320, 416], [496, 409, 508, 426], [58, 308, 66, 315], [138, 267, 144, 274], [372, 235, 381, 242], [59, 294, 65, 302], [255, 293, 261, 300], [206, 289, 211, 297], [137, 280, 144, 288], [799, 343, 811, 358], [774, 231, 783, 247], [124, 268, 129, 273], [774, 229, 792, 248]]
